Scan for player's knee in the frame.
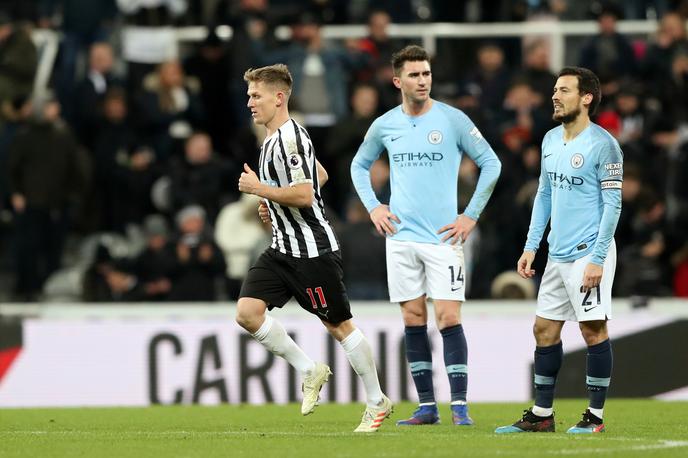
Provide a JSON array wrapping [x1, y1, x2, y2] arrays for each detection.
[[235, 299, 260, 331], [579, 322, 608, 345], [533, 322, 559, 346], [435, 312, 459, 329], [401, 309, 426, 326]]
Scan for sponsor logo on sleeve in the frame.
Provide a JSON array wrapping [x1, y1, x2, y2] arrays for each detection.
[[600, 180, 622, 189], [469, 126, 483, 142], [605, 162, 623, 176]]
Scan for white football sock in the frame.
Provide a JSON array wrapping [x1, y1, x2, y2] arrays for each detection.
[[588, 407, 603, 420], [532, 405, 553, 417], [340, 328, 384, 407], [251, 315, 315, 375]]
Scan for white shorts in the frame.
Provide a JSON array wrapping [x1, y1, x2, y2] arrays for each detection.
[[536, 241, 616, 322], [386, 239, 466, 303]]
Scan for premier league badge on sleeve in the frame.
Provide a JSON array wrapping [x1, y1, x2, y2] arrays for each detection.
[[288, 153, 303, 169]]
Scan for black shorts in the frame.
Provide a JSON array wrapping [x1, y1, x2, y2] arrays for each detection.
[[239, 248, 353, 324]]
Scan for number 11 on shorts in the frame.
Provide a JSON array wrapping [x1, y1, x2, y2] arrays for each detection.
[[306, 287, 327, 309]]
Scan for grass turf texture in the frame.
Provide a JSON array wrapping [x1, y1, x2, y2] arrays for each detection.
[[1, 400, 687, 457]]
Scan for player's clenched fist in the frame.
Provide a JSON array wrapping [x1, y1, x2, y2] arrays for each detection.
[[258, 200, 270, 223], [239, 163, 261, 195]]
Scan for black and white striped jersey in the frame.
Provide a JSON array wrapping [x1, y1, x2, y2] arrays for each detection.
[[258, 119, 339, 258]]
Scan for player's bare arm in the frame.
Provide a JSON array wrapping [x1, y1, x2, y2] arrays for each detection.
[[239, 163, 313, 208], [370, 204, 400, 236], [517, 250, 536, 279], [316, 160, 328, 187], [437, 214, 477, 244], [580, 263, 603, 293]]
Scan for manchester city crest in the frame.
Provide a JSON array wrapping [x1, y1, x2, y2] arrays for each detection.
[[571, 153, 584, 168], [428, 130, 443, 144]]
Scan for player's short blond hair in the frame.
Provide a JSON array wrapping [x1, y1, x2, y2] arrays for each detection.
[[243, 64, 292, 97]]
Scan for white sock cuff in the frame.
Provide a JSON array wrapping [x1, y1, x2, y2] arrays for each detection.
[[252, 315, 274, 341], [340, 328, 365, 353]]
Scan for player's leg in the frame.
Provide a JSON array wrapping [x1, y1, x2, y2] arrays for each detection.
[[386, 240, 438, 425], [235, 297, 317, 376], [236, 250, 324, 416], [566, 244, 616, 434], [433, 299, 472, 425], [566, 319, 611, 433], [496, 260, 570, 433], [291, 251, 391, 431], [396, 295, 441, 425], [423, 243, 472, 425], [322, 319, 393, 433]]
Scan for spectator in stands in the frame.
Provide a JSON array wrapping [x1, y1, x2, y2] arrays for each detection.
[[325, 83, 379, 214], [460, 41, 513, 134], [168, 131, 237, 222], [117, 0, 187, 93], [653, 50, 688, 123], [579, 4, 637, 80], [183, 31, 234, 156], [497, 81, 552, 149], [0, 12, 37, 130], [74, 42, 122, 150], [514, 38, 557, 104], [616, 189, 673, 297], [6, 95, 90, 300], [614, 164, 643, 250], [215, 0, 278, 130], [613, 82, 645, 147], [108, 144, 160, 231], [338, 199, 387, 300], [214, 193, 270, 300], [39, 0, 118, 123], [134, 60, 205, 160], [260, 11, 369, 161], [356, 10, 402, 78], [91, 88, 140, 231], [642, 11, 688, 83], [128, 213, 176, 301], [168, 204, 225, 301], [82, 243, 139, 302]]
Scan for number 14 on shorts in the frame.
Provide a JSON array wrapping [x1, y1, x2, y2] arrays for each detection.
[[448, 266, 464, 291]]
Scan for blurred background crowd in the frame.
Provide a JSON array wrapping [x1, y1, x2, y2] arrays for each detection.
[[0, 0, 687, 304]]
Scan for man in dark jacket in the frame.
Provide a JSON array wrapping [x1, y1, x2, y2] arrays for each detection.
[[7, 96, 89, 300]]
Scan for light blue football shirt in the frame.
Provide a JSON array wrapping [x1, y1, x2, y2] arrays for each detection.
[[525, 123, 623, 265], [351, 100, 501, 244]]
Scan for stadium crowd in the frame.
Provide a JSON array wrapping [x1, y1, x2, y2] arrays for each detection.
[[0, 0, 687, 303]]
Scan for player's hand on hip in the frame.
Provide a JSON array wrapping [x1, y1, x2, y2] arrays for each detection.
[[581, 263, 603, 293], [370, 204, 400, 236], [258, 200, 270, 223], [239, 163, 261, 195], [517, 251, 536, 279], [437, 214, 476, 244]]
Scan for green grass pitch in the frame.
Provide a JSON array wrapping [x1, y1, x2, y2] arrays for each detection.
[[1, 400, 687, 457]]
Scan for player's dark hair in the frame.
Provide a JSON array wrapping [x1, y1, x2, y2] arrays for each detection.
[[391, 45, 430, 76], [558, 66, 601, 115], [244, 64, 293, 96]]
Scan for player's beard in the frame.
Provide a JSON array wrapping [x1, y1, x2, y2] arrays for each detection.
[[553, 105, 582, 124]]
